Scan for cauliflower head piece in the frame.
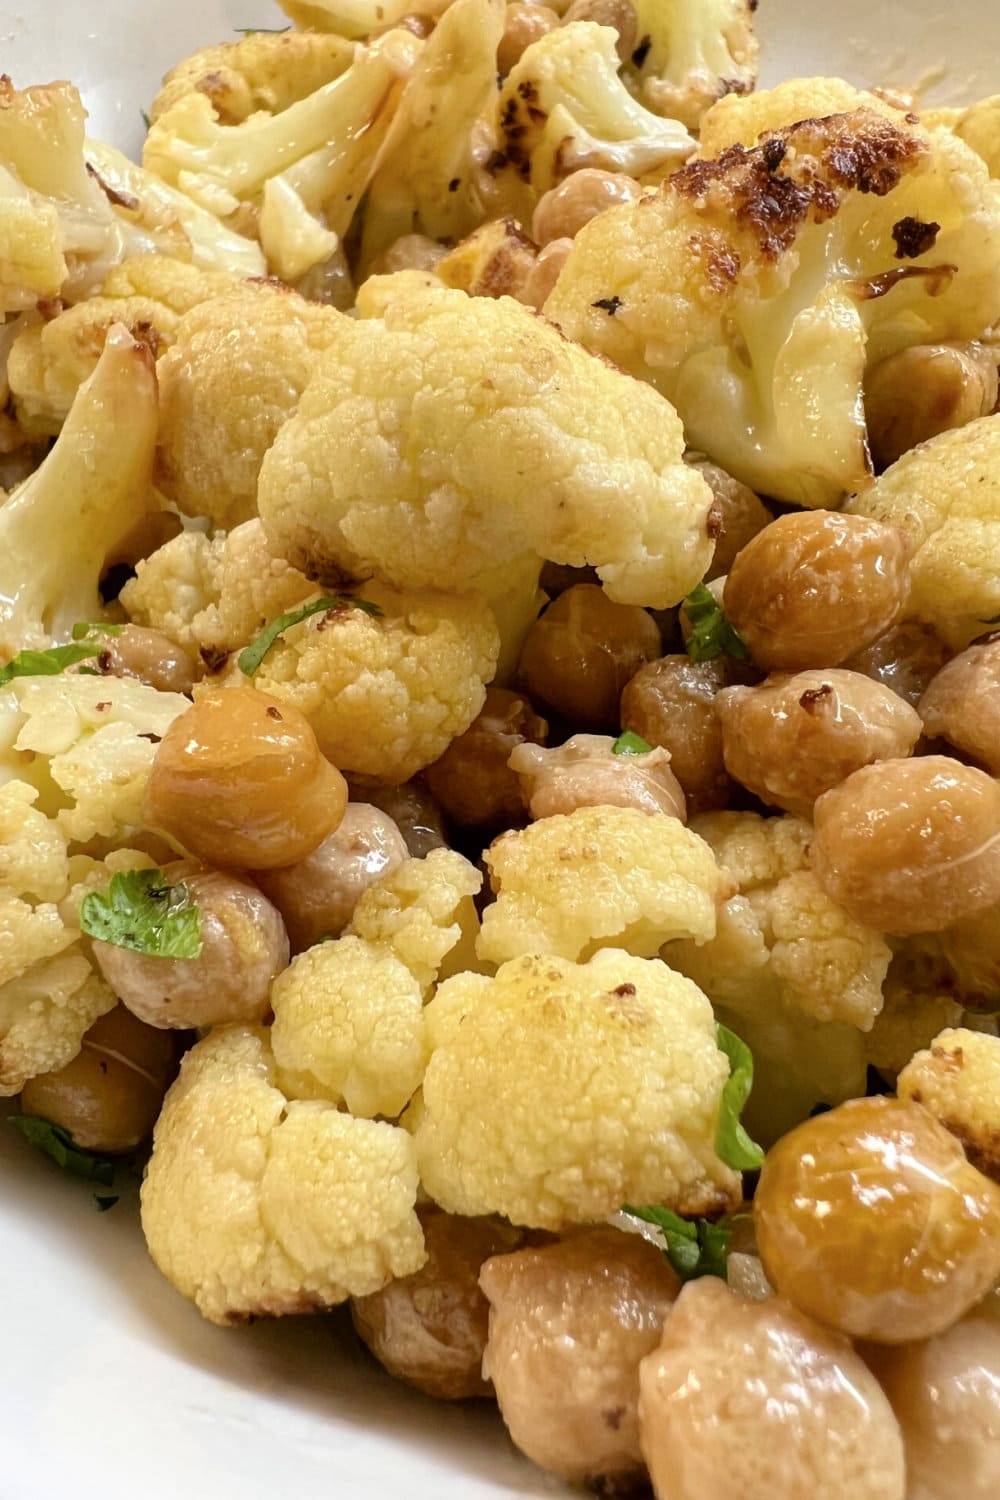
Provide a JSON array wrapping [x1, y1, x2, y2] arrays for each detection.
[[149, 29, 356, 126], [140, 1024, 426, 1325], [624, 0, 758, 130], [546, 104, 1000, 506], [864, 949, 964, 1079], [347, 847, 483, 993], [925, 96, 1000, 179], [410, 949, 742, 1227], [846, 414, 1000, 649], [898, 1027, 1000, 1183], [478, 805, 728, 966], [270, 936, 427, 1119], [258, 282, 715, 609], [694, 75, 899, 157], [276, 0, 450, 38]]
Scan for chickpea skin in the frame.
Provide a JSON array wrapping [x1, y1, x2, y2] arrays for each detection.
[[509, 733, 686, 820], [256, 803, 408, 954], [638, 1279, 906, 1500], [424, 687, 548, 831], [562, 0, 638, 59], [145, 685, 348, 870], [918, 636, 1000, 775], [810, 755, 1000, 935], [724, 512, 912, 671], [716, 669, 922, 818], [351, 1208, 522, 1401], [754, 1096, 1000, 1344], [480, 1227, 680, 1492], [864, 341, 999, 472], [620, 656, 737, 814], [497, 2, 560, 74], [693, 461, 773, 582], [346, 776, 446, 859], [20, 1005, 178, 1154], [518, 237, 573, 310], [531, 169, 642, 247], [91, 862, 290, 1030], [843, 619, 952, 709], [90, 624, 198, 695]]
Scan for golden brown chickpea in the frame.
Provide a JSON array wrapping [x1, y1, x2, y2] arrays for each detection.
[[517, 236, 573, 310], [693, 461, 774, 583], [620, 656, 737, 814], [423, 687, 548, 830], [810, 756, 1000, 935], [346, 775, 446, 859], [369, 232, 449, 277], [89, 624, 198, 695], [562, 0, 638, 58], [145, 685, 348, 870], [20, 1006, 177, 1154], [866, 1293, 1000, 1500], [92, 862, 289, 1030], [716, 669, 922, 818], [864, 342, 999, 472], [638, 1279, 906, 1500], [724, 512, 912, 671], [531, 169, 641, 247], [518, 584, 662, 730], [754, 1096, 1000, 1344], [919, 637, 1000, 775], [498, 1, 560, 73], [351, 1208, 523, 1400], [480, 1227, 680, 1491], [256, 803, 408, 953], [842, 619, 952, 708], [509, 732, 686, 820]]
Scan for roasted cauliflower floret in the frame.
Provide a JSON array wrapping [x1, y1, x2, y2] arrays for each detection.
[[149, 29, 356, 126], [898, 1028, 1000, 1182], [347, 847, 482, 993], [926, 95, 1000, 178], [140, 1025, 426, 1326], [0, 779, 69, 903], [244, 584, 499, 784], [155, 282, 346, 528], [270, 937, 427, 1119], [410, 949, 742, 1227], [695, 75, 899, 157], [864, 950, 964, 1079], [624, 0, 758, 130], [846, 414, 1000, 648], [277, 0, 449, 39], [478, 805, 726, 965], [258, 282, 715, 610], [546, 103, 1000, 506]]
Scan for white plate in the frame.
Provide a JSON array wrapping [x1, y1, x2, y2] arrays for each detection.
[[2, 3, 999, 1498]]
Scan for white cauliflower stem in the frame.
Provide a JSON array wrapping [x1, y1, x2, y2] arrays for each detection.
[[624, 0, 758, 129]]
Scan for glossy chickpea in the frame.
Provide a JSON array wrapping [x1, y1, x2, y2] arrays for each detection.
[[256, 803, 408, 953], [843, 620, 952, 708], [716, 669, 922, 818], [346, 776, 446, 859], [351, 1208, 523, 1401], [145, 685, 347, 870], [509, 733, 686, 820], [864, 342, 999, 472], [867, 1294, 1000, 1500], [20, 1006, 177, 1154], [919, 637, 1000, 774], [724, 512, 912, 671], [638, 1279, 906, 1500], [91, 625, 198, 694], [92, 862, 289, 1030], [369, 233, 449, 277], [694, 461, 774, 582], [811, 756, 1000, 935], [531, 169, 641, 247], [424, 687, 548, 831], [497, 2, 560, 73], [517, 236, 573, 310], [518, 584, 661, 731], [620, 656, 736, 814], [755, 1096, 1000, 1344], [562, 0, 638, 58], [480, 1227, 680, 1491]]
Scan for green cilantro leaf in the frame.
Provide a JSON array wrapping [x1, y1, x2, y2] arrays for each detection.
[[715, 1024, 765, 1170], [80, 869, 203, 959], [238, 594, 383, 678], [623, 1205, 749, 1282], [612, 730, 653, 756], [0, 643, 102, 687], [10, 1116, 115, 1186], [682, 583, 749, 664], [140, 109, 151, 130], [71, 621, 123, 640]]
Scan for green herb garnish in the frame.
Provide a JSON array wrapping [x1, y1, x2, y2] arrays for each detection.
[[238, 594, 383, 678], [140, 110, 151, 130], [682, 583, 749, 664], [715, 1023, 765, 1170], [71, 621, 123, 641], [80, 869, 203, 959], [624, 1204, 748, 1281], [10, 1116, 115, 1186], [0, 643, 102, 687], [612, 730, 653, 756]]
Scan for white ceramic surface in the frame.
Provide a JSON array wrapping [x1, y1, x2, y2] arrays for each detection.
[[2, 3, 999, 1498]]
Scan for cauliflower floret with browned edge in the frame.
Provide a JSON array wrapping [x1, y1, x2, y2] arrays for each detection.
[[410, 949, 742, 1227], [149, 29, 356, 126], [245, 583, 499, 784], [478, 805, 727, 966], [695, 75, 902, 157], [258, 282, 715, 611], [140, 1024, 426, 1326], [270, 937, 427, 1119], [347, 847, 482, 993], [155, 281, 347, 529], [898, 1028, 1000, 1183]]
